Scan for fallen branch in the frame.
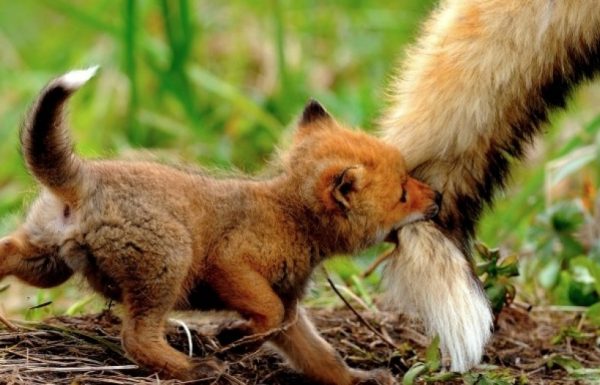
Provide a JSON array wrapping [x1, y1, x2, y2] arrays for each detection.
[[324, 271, 398, 350]]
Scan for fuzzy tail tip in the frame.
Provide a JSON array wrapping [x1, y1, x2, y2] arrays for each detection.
[[383, 222, 493, 372], [55, 65, 100, 91]]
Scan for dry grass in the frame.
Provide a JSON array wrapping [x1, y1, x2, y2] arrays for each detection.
[[0, 305, 598, 384]]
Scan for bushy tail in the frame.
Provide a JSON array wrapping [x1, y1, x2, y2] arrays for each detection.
[[383, 222, 492, 372], [21, 66, 98, 202]]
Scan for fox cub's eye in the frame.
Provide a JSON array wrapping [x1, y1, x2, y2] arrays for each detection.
[[399, 189, 407, 203]]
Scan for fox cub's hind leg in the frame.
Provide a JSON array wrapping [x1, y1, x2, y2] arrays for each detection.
[[0, 231, 73, 288], [120, 290, 223, 381], [88, 220, 223, 381], [271, 306, 395, 385]]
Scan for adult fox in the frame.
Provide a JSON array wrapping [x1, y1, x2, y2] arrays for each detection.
[[380, 0, 600, 372]]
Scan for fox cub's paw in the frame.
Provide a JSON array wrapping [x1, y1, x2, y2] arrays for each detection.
[[216, 319, 251, 345], [351, 368, 396, 385], [216, 320, 267, 354], [178, 357, 225, 382]]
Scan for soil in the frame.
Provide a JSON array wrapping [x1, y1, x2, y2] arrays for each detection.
[[0, 306, 598, 384]]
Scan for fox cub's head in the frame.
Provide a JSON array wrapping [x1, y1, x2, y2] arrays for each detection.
[[285, 100, 441, 252]]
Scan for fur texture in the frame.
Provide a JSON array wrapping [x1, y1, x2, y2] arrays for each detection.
[[0, 69, 442, 384], [380, 0, 600, 372]]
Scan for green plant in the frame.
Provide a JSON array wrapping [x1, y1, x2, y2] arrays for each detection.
[[521, 198, 600, 307], [402, 336, 460, 384], [474, 243, 519, 315], [463, 370, 522, 385]]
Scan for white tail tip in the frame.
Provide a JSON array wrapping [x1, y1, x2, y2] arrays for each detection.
[[57, 65, 100, 90]]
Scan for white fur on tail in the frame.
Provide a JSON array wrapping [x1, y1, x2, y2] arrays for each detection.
[[383, 222, 492, 372], [56, 65, 100, 90]]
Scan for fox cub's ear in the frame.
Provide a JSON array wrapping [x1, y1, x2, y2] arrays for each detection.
[[295, 99, 335, 141], [318, 165, 364, 212], [299, 99, 332, 125]]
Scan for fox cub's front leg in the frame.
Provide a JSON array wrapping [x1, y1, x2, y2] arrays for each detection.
[[208, 261, 286, 349], [0, 230, 73, 288]]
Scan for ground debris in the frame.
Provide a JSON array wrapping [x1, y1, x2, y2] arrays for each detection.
[[0, 306, 598, 384]]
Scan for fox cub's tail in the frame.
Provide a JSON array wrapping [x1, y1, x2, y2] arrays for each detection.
[[21, 66, 98, 202]]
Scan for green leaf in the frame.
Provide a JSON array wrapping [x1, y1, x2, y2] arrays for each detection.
[[475, 242, 500, 263], [424, 335, 441, 372], [586, 302, 600, 326], [551, 327, 590, 345], [569, 367, 600, 380], [324, 257, 361, 281], [42, 0, 120, 36], [546, 354, 583, 374], [539, 260, 562, 289], [188, 65, 283, 137], [349, 275, 373, 307], [64, 294, 96, 316], [402, 363, 427, 385], [549, 202, 585, 234], [475, 242, 491, 261], [548, 145, 596, 187], [423, 371, 460, 382], [486, 283, 508, 314], [463, 371, 516, 385], [567, 280, 599, 306], [570, 256, 600, 295], [497, 255, 519, 277]]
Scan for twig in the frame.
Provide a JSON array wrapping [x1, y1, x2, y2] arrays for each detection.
[[28, 301, 52, 310], [332, 284, 372, 312], [219, 372, 246, 385], [360, 247, 394, 278], [217, 311, 298, 354], [170, 318, 193, 357], [512, 300, 533, 312], [23, 365, 138, 373], [0, 311, 18, 331], [23, 322, 128, 358], [324, 272, 398, 350], [531, 305, 588, 312]]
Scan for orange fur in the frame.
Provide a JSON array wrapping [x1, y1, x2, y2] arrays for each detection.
[[0, 72, 441, 384]]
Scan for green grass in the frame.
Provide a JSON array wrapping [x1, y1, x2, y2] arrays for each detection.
[[1, 1, 600, 318]]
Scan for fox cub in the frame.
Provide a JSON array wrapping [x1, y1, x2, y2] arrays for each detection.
[[0, 67, 440, 384]]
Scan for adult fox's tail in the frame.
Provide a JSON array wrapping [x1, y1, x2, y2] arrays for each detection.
[[380, 0, 600, 372], [21, 66, 98, 203]]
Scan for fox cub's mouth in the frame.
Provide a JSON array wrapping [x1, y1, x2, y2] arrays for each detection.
[[385, 191, 442, 244]]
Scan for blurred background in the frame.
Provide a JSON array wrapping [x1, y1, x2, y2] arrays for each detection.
[[1, 1, 600, 321]]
